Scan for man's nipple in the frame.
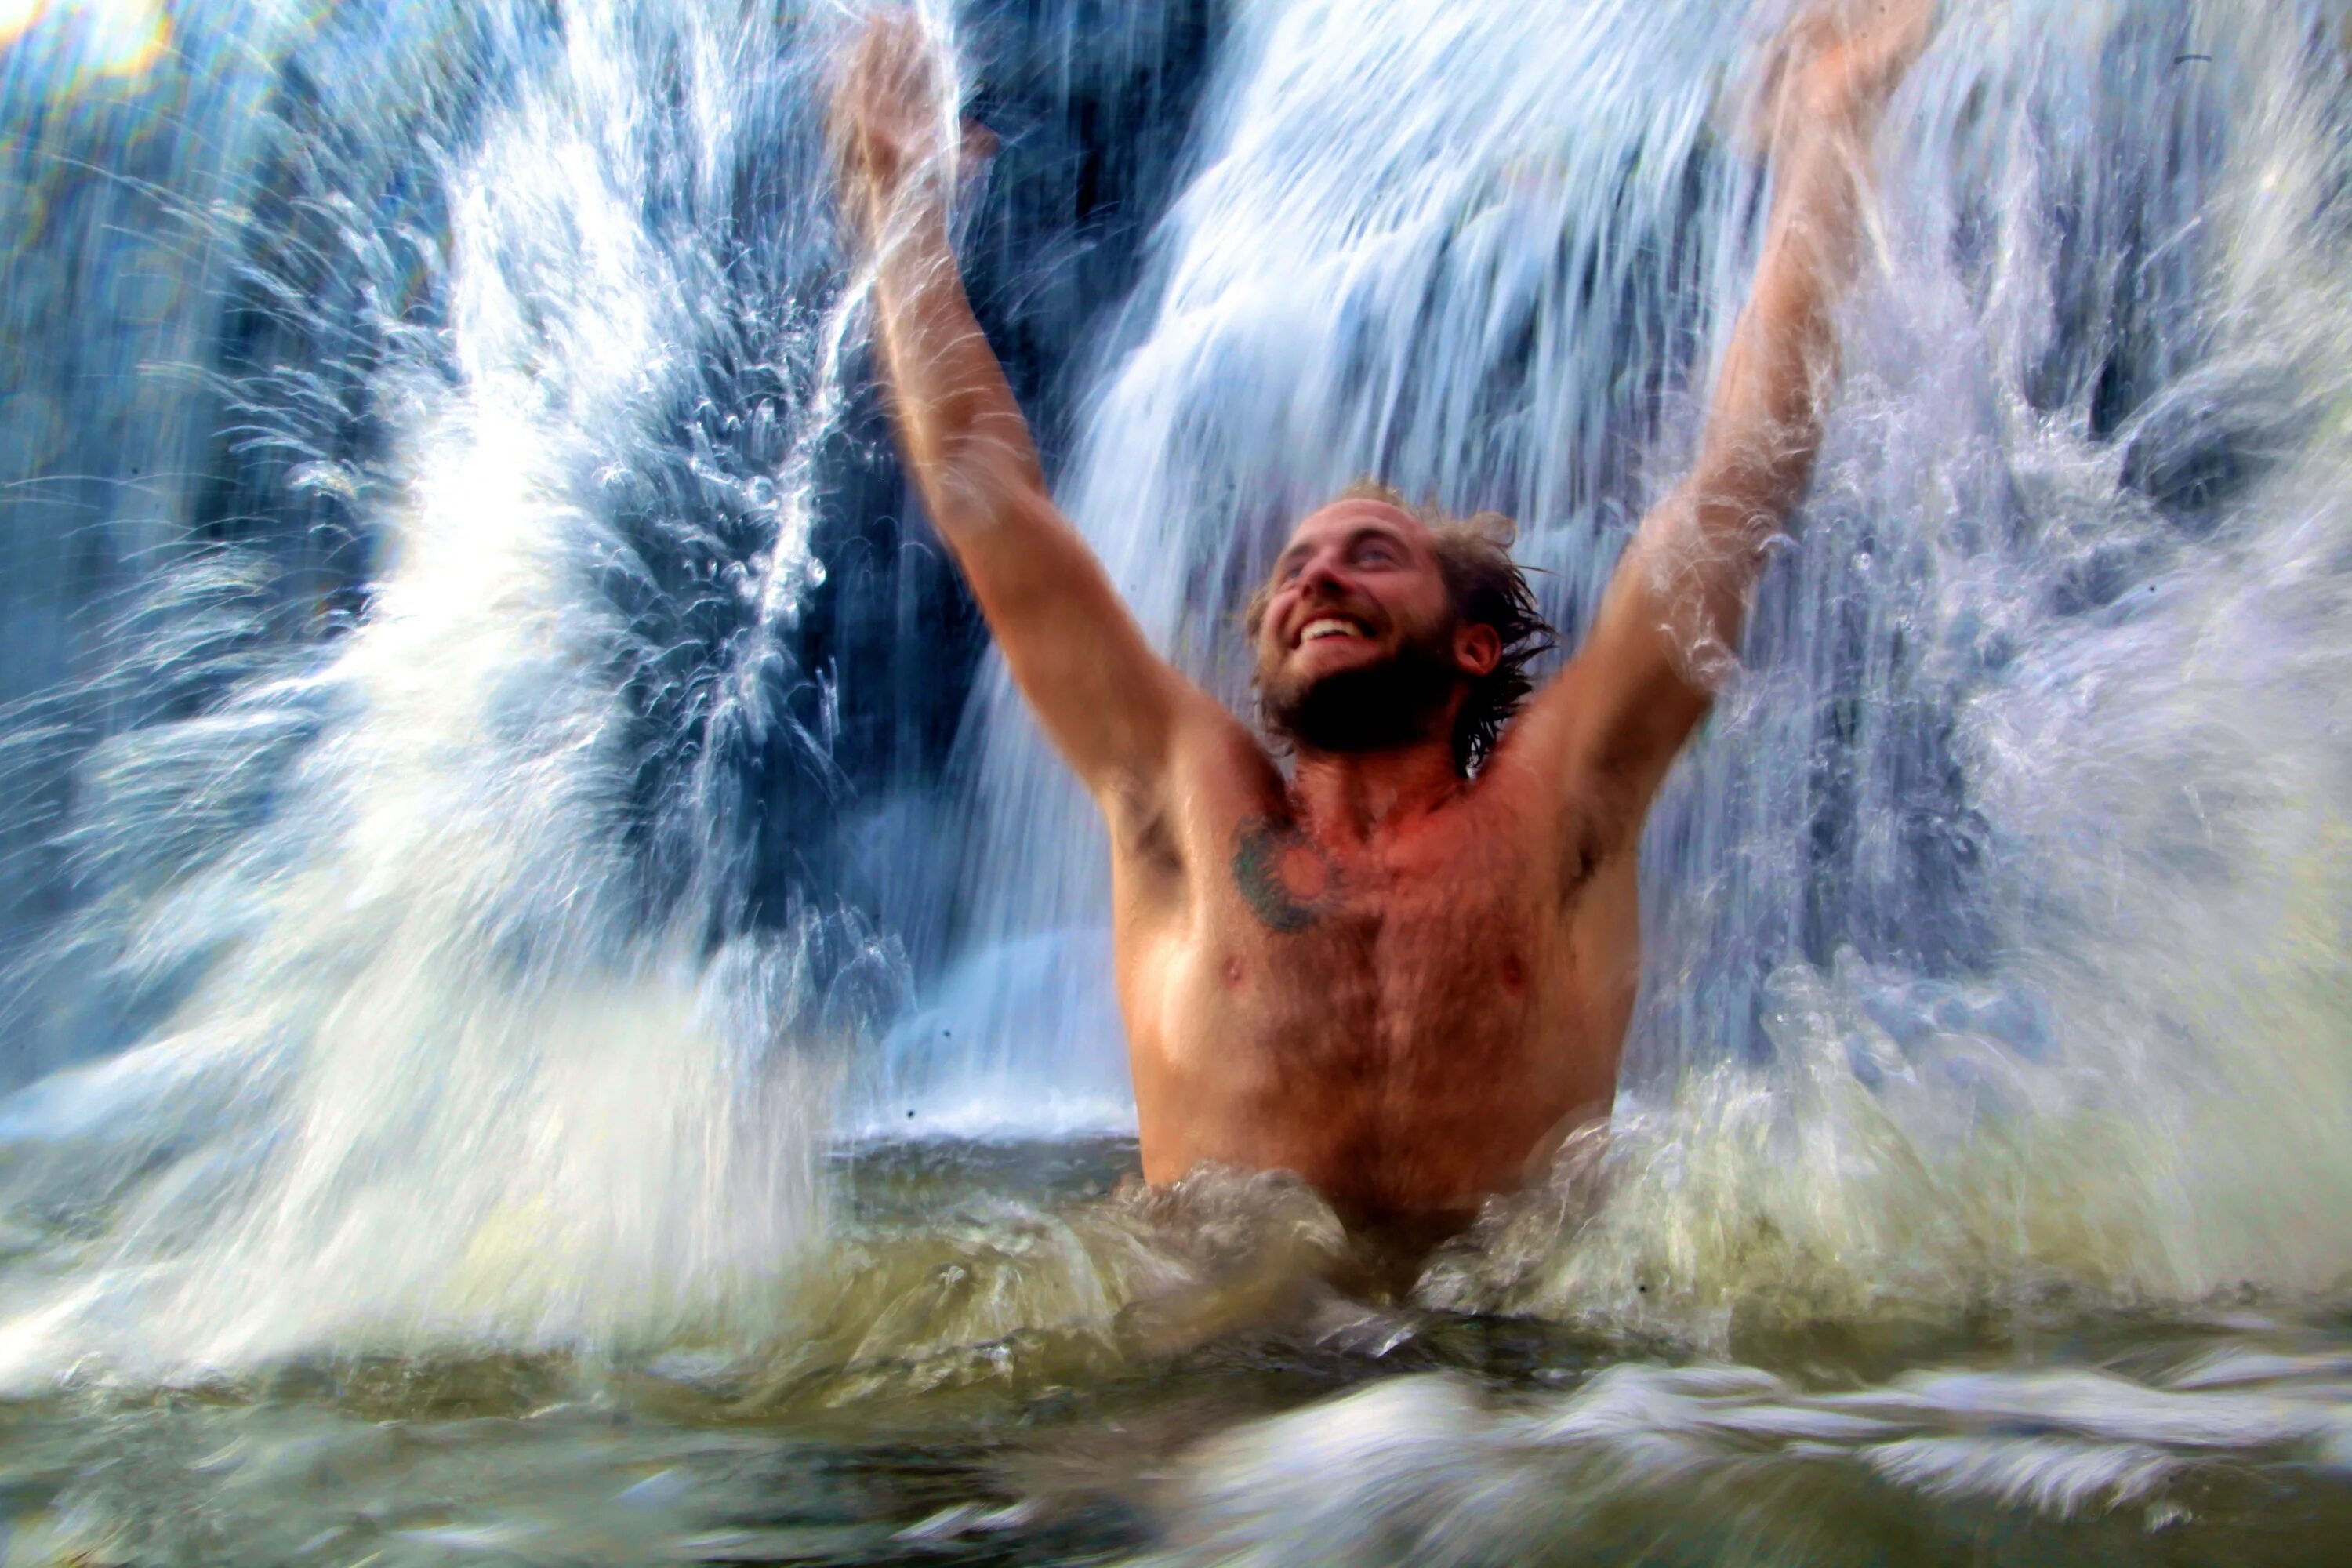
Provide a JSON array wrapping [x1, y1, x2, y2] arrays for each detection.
[[1223, 955, 1247, 989], [1501, 954, 1527, 993]]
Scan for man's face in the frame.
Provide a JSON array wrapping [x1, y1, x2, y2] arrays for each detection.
[[1253, 499, 1467, 753]]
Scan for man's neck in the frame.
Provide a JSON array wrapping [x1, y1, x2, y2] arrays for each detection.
[[1289, 738, 1465, 846]]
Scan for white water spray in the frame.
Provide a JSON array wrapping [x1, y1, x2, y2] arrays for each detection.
[[0, 0, 885, 1380]]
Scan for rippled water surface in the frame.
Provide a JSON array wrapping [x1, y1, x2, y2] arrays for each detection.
[[1, 1137, 2347, 1566]]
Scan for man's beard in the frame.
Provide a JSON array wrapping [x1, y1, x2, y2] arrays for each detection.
[[1259, 624, 1459, 756]]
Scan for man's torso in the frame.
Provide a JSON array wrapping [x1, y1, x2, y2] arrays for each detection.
[[1108, 708, 1637, 1223]]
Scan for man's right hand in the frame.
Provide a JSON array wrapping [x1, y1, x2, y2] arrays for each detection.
[[830, 10, 956, 248]]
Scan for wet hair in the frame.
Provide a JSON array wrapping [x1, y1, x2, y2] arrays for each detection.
[[1245, 479, 1558, 772]]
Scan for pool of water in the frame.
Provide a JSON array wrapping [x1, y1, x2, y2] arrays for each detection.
[[7, 1136, 2347, 1567]]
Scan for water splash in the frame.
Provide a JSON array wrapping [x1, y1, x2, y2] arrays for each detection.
[[1424, 0, 2352, 1338], [0, 0, 895, 1378]]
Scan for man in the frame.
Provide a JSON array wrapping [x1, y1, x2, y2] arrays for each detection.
[[834, 2, 1933, 1231]]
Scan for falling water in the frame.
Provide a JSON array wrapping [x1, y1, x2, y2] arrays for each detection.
[[3, 0, 2352, 1560], [0, 0, 889, 1371]]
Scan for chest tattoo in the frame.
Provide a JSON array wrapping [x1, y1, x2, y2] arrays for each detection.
[[1231, 815, 1343, 934]]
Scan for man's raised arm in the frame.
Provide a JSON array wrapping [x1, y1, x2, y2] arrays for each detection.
[[1513, 0, 1934, 849], [833, 14, 1192, 798]]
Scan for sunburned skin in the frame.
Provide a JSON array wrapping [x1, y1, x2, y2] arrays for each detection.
[[1109, 501, 1639, 1227], [833, 0, 1936, 1233], [1126, 736, 1641, 1225]]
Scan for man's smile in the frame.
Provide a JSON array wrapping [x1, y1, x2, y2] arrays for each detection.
[[1298, 615, 1373, 645]]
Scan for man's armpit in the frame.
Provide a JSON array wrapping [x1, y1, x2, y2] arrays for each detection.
[[1104, 777, 1185, 879]]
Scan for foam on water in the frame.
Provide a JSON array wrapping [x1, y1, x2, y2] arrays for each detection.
[[1148, 1345, 2352, 1565]]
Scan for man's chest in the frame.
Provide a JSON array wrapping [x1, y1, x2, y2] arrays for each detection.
[[1220, 810, 1546, 982], [1109, 774, 1631, 1203], [1127, 795, 1574, 1071]]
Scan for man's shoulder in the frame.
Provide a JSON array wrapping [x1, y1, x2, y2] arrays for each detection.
[[1446, 729, 1628, 908], [1163, 691, 1283, 797], [1100, 695, 1281, 878]]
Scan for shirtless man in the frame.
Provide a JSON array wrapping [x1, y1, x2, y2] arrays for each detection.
[[834, 2, 1933, 1230]]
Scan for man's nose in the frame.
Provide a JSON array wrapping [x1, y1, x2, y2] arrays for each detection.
[[1297, 552, 1350, 596]]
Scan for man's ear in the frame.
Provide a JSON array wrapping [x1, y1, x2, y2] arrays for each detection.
[[1455, 621, 1502, 677]]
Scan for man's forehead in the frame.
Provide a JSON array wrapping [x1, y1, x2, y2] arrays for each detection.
[[1281, 497, 1428, 550]]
